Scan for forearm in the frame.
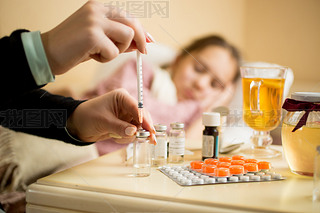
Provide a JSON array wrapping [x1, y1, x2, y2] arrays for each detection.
[[0, 89, 92, 146]]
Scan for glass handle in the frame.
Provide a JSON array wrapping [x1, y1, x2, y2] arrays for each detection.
[[249, 80, 262, 112]]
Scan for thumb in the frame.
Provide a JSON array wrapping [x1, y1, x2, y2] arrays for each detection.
[[107, 118, 137, 138]]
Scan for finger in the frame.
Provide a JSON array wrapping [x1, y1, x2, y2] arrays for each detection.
[[113, 137, 135, 144], [103, 19, 134, 53], [116, 89, 140, 123], [106, 117, 138, 138], [141, 109, 155, 134], [104, 6, 146, 53], [91, 34, 119, 62]]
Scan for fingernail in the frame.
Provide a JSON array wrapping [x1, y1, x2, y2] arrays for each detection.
[[152, 134, 157, 145], [108, 133, 122, 139], [146, 32, 156, 43], [152, 127, 156, 134], [125, 126, 136, 136]]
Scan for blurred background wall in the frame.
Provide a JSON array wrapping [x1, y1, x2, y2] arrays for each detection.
[[0, 0, 319, 95]]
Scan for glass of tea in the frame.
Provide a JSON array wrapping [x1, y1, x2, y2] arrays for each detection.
[[240, 66, 287, 158]]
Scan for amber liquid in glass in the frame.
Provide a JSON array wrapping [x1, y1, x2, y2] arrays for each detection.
[[282, 123, 320, 176], [242, 78, 285, 132]]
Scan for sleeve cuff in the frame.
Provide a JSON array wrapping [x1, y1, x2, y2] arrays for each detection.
[[21, 31, 54, 86]]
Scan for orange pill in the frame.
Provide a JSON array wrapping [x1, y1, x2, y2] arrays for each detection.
[[202, 164, 216, 173], [190, 161, 204, 169], [215, 167, 230, 177], [244, 158, 258, 164], [219, 157, 232, 163], [258, 161, 271, 170], [244, 163, 259, 172], [204, 158, 219, 165], [217, 162, 231, 168], [231, 160, 245, 166], [232, 155, 245, 161], [229, 165, 245, 175]]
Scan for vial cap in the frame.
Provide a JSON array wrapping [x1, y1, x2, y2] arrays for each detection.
[[202, 112, 220, 127], [291, 92, 320, 102], [136, 129, 150, 138], [154, 124, 167, 131], [170, 122, 184, 129]]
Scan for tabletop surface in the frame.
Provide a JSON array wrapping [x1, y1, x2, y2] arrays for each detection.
[[30, 146, 319, 212]]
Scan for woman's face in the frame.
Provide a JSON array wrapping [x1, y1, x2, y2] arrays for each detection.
[[171, 46, 237, 102]]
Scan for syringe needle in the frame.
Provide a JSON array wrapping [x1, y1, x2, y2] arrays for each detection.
[[138, 108, 143, 125]]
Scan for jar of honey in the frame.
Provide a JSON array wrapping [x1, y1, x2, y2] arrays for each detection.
[[282, 92, 320, 176]]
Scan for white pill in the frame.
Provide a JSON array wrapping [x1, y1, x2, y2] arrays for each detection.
[[180, 170, 189, 175], [272, 173, 282, 179], [182, 179, 192, 185], [229, 176, 239, 182], [217, 177, 227, 183], [266, 171, 275, 175], [177, 176, 187, 182], [240, 176, 250, 182], [185, 173, 195, 178], [172, 173, 182, 179], [205, 178, 215, 184], [250, 175, 261, 181], [262, 175, 271, 181], [256, 172, 265, 176], [192, 178, 204, 184], [169, 170, 177, 176], [245, 173, 254, 176]]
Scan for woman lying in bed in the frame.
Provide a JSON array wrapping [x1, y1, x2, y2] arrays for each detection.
[[84, 35, 241, 155]]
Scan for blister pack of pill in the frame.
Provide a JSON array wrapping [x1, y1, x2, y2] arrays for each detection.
[[158, 155, 285, 186]]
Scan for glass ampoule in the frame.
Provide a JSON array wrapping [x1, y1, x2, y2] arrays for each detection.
[[152, 124, 168, 166], [133, 129, 151, 177], [168, 122, 185, 164]]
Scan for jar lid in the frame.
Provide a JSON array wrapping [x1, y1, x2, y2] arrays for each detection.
[[291, 92, 320, 102], [154, 124, 167, 131], [170, 122, 184, 129], [136, 129, 150, 138], [202, 112, 220, 127]]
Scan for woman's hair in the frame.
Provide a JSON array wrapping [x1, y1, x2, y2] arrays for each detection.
[[178, 35, 241, 82]]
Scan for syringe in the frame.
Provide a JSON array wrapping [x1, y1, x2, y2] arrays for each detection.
[[136, 50, 143, 125]]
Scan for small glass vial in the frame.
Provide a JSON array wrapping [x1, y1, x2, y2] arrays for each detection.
[[168, 122, 185, 163], [152, 124, 168, 166], [313, 146, 320, 201], [133, 129, 151, 177], [202, 112, 220, 160]]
